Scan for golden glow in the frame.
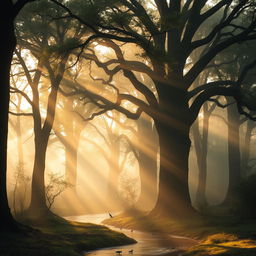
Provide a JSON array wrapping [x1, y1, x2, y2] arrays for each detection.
[[95, 45, 111, 55], [7, 28, 245, 220]]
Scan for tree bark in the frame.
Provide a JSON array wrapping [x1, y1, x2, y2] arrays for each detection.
[[241, 120, 255, 176], [193, 104, 209, 209], [29, 133, 49, 216], [223, 98, 241, 204], [27, 49, 68, 216], [0, 3, 20, 231], [136, 115, 158, 210], [151, 86, 195, 218], [28, 83, 63, 216]]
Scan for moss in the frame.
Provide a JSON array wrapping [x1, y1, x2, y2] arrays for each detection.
[[0, 216, 135, 256]]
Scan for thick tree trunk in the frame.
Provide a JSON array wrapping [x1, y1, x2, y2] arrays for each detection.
[[151, 87, 195, 218], [241, 120, 255, 176], [193, 104, 209, 209], [223, 99, 241, 204], [0, 7, 19, 231], [136, 115, 158, 210]]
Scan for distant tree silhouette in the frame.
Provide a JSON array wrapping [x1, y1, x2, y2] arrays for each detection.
[[14, 1, 83, 217]]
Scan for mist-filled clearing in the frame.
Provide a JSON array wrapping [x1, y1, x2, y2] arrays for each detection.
[[1, 1, 256, 256]]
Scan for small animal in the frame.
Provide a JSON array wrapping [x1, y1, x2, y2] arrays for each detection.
[[128, 249, 134, 254], [109, 213, 113, 218], [115, 250, 122, 255]]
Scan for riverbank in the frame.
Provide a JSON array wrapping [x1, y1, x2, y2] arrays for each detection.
[[66, 213, 198, 256], [103, 211, 256, 255], [0, 215, 135, 256]]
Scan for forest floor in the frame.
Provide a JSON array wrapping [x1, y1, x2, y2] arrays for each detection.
[[103, 210, 256, 256], [0, 214, 135, 256]]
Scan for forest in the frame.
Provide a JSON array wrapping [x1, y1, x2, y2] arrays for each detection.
[[1, 0, 256, 255]]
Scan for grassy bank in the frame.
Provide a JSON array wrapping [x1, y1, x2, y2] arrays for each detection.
[[0, 215, 135, 256], [103, 210, 256, 256], [184, 233, 256, 256]]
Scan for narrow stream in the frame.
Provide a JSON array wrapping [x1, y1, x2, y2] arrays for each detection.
[[65, 213, 197, 256]]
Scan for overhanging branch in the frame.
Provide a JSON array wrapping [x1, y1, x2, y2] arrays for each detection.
[[9, 111, 33, 117], [189, 86, 238, 124]]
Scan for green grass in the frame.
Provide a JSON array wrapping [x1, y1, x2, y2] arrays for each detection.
[[0, 215, 135, 256]]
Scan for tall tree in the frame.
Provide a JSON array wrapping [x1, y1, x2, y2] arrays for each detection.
[[192, 100, 217, 209], [52, 0, 256, 218], [54, 96, 84, 188], [14, 0, 82, 216], [208, 39, 256, 205], [102, 112, 158, 211], [84, 113, 137, 210], [241, 120, 256, 174], [9, 81, 27, 215], [135, 114, 158, 210], [0, 0, 37, 231]]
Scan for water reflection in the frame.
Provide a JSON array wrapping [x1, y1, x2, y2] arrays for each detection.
[[65, 214, 197, 256], [65, 213, 110, 224]]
